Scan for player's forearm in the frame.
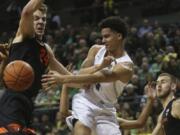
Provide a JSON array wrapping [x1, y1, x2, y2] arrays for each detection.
[[0, 58, 8, 80], [62, 72, 111, 84], [22, 0, 44, 15], [64, 74, 99, 84], [119, 98, 153, 129], [152, 125, 165, 135], [134, 98, 153, 127], [118, 117, 139, 129], [60, 85, 69, 115], [66, 83, 90, 89], [62, 68, 132, 84], [120, 119, 143, 129], [49, 59, 72, 75], [79, 64, 103, 74]]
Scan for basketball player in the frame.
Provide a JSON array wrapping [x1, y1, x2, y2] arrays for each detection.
[[42, 17, 134, 135], [59, 82, 155, 133], [0, 0, 71, 134], [152, 73, 180, 135]]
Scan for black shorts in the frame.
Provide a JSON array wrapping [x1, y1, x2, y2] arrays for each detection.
[[0, 91, 33, 126]]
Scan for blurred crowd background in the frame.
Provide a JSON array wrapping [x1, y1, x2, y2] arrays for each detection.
[[0, 0, 180, 135]]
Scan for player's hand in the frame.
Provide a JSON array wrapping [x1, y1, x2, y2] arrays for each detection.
[[100, 56, 114, 69], [0, 52, 7, 62], [144, 81, 156, 101], [0, 43, 9, 62], [41, 70, 64, 91]]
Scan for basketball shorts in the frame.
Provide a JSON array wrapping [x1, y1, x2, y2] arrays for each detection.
[[68, 93, 122, 135]]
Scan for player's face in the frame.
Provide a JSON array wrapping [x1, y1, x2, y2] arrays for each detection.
[[101, 28, 122, 52], [156, 76, 172, 99], [33, 10, 47, 38]]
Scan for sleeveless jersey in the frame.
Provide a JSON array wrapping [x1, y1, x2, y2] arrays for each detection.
[[84, 46, 133, 104], [162, 98, 180, 135], [7, 38, 49, 97], [0, 37, 49, 126]]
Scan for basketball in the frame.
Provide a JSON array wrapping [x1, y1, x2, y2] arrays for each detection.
[[3, 60, 34, 92]]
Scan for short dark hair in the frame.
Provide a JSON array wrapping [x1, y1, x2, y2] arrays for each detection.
[[99, 16, 128, 39]]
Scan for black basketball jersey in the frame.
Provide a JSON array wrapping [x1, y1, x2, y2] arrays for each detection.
[[162, 98, 180, 135], [0, 37, 49, 126], [7, 37, 49, 97]]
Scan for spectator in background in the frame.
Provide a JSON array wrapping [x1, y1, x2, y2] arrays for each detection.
[[40, 114, 53, 135], [120, 83, 141, 117], [138, 19, 152, 38], [149, 54, 162, 79], [130, 74, 142, 95], [138, 62, 153, 88], [125, 26, 140, 56]]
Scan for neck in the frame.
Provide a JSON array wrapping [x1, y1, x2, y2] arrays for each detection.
[[36, 35, 43, 41], [108, 44, 125, 58], [161, 93, 174, 108]]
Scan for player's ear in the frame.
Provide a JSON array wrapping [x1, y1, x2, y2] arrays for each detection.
[[171, 82, 177, 93], [117, 33, 122, 40]]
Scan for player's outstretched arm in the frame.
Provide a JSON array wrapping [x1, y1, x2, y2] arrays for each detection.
[[46, 44, 72, 75], [118, 83, 155, 129], [118, 98, 154, 129], [59, 64, 73, 119], [58, 85, 71, 122], [152, 113, 165, 135], [42, 61, 133, 86]]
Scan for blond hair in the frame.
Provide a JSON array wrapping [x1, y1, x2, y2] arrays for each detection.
[[38, 3, 48, 13], [159, 73, 177, 84]]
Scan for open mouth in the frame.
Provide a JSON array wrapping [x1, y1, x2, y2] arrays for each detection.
[[157, 89, 162, 93], [37, 28, 44, 33], [37, 27, 43, 30]]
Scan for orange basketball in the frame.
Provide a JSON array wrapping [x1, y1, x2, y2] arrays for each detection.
[[3, 60, 34, 92]]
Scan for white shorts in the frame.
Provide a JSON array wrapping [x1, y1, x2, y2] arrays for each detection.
[[69, 93, 122, 135]]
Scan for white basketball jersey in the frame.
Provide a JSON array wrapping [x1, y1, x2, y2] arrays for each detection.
[[84, 46, 133, 104]]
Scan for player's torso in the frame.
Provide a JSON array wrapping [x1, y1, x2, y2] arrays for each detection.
[[85, 46, 133, 104], [162, 98, 180, 135], [8, 38, 49, 97]]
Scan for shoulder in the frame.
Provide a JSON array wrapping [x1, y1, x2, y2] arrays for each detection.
[[172, 98, 180, 108], [89, 44, 103, 53], [44, 43, 53, 52], [172, 98, 180, 119], [87, 44, 103, 56], [44, 43, 54, 57]]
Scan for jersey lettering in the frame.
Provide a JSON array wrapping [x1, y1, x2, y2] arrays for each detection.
[[40, 47, 49, 66]]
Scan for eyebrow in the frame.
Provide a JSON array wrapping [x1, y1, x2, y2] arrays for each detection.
[[157, 78, 171, 82]]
